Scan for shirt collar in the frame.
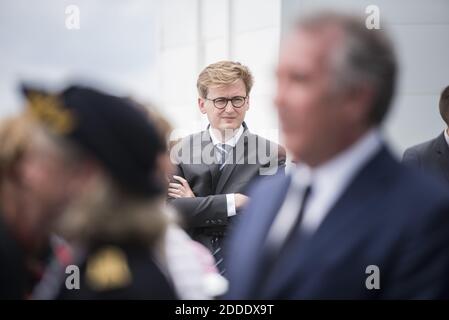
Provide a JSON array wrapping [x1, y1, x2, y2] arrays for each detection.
[[209, 125, 244, 147], [292, 129, 383, 191]]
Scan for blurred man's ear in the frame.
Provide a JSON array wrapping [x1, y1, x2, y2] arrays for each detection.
[[344, 85, 375, 126], [198, 97, 207, 114]]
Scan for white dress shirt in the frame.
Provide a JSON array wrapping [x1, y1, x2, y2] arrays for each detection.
[[266, 129, 383, 251], [209, 125, 244, 217]]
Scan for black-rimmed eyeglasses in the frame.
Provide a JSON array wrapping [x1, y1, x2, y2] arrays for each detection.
[[204, 96, 247, 109]]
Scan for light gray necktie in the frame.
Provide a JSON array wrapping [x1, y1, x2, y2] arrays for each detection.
[[216, 143, 232, 170]]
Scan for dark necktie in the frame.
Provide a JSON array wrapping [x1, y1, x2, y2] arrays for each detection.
[[251, 184, 313, 297], [279, 185, 312, 253]]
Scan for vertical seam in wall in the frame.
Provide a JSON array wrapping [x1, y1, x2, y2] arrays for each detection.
[[196, 0, 204, 73], [196, 0, 204, 124], [226, 0, 233, 59]]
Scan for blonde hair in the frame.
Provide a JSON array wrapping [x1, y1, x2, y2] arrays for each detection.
[[197, 60, 254, 98], [144, 105, 173, 143], [125, 98, 173, 146]]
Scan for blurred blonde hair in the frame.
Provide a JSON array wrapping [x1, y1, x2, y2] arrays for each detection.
[[0, 114, 34, 180], [127, 99, 173, 144], [131, 100, 182, 153], [145, 107, 173, 143], [0, 114, 36, 241], [197, 60, 254, 98]]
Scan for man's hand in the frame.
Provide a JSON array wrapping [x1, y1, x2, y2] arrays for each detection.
[[234, 193, 249, 210], [168, 175, 196, 198]]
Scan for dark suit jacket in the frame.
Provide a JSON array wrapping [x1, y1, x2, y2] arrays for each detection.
[[403, 132, 449, 184], [169, 124, 286, 251], [226, 146, 449, 299]]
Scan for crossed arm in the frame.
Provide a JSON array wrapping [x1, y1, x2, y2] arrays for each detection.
[[168, 175, 249, 227]]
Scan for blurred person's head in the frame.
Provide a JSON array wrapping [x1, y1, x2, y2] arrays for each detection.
[[0, 114, 40, 247], [21, 125, 93, 230], [439, 85, 449, 128], [126, 98, 174, 144], [128, 99, 176, 186], [145, 107, 173, 143], [275, 12, 397, 167], [0, 115, 32, 190], [146, 107, 177, 184], [197, 61, 253, 137], [22, 85, 170, 247]]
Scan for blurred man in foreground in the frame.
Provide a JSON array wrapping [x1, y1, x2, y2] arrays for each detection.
[[226, 12, 449, 299]]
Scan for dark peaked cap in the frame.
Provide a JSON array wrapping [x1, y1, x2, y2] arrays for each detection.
[[22, 84, 166, 197]]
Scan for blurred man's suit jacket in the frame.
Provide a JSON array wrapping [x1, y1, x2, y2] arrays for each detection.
[[226, 144, 449, 299], [403, 132, 449, 185], [169, 123, 286, 254]]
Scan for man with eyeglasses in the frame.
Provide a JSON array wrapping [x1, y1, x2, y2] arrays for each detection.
[[168, 61, 286, 275]]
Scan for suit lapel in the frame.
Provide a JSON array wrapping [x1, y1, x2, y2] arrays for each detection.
[[192, 130, 220, 188]]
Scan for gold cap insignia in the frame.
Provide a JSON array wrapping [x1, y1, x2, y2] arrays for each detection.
[[86, 246, 132, 291], [26, 91, 76, 135]]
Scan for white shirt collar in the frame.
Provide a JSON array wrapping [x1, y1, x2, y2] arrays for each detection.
[[209, 125, 244, 147], [291, 129, 383, 232], [444, 128, 449, 147], [293, 129, 382, 187]]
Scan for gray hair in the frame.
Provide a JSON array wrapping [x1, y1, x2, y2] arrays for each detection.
[[295, 11, 397, 126]]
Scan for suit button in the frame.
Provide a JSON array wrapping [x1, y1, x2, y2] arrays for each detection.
[[205, 220, 211, 224], [217, 219, 222, 223], [211, 220, 216, 224]]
